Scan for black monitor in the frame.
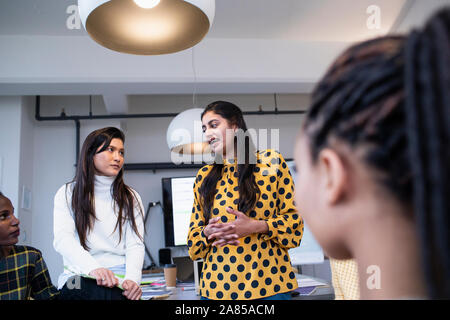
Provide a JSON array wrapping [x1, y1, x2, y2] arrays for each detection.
[[162, 176, 196, 247]]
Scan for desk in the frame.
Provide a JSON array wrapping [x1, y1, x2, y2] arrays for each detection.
[[161, 274, 334, 300]]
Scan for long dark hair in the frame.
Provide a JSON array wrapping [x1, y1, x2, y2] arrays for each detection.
[[199, 101, 260, 222], [68, 127, 143, 251], [303, 9, 450, 298]]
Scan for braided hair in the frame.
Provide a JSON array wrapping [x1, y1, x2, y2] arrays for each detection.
[[303, 9, 450, 298]]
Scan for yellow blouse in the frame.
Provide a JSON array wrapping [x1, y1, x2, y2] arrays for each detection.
[[187, 149, 304, 300]]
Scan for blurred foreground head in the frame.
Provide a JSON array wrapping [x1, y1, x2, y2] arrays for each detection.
[[298, 8, 450, 298]]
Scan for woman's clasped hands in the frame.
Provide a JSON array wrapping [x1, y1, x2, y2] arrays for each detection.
[[203, 207, 268, 247]]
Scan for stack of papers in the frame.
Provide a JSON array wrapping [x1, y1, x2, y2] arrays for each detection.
[[295, 275, 329, 296], [141, 287, 172, 300], [139, 274, 172, 300], [297, 275, 328, 288], [141, 274, 165, 285]]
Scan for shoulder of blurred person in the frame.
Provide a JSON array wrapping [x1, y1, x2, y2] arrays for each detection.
[[330, 258, 360, 300]]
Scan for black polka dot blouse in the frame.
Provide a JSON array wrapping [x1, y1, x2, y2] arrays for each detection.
[[187, 149, 304, 300]]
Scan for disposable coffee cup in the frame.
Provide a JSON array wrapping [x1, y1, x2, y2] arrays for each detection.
[[164, 263, 177, 288]]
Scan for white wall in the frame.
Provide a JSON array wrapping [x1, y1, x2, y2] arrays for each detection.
[[0, 97, 22, 213], [32, 109, 76, 282], [17, 97, 35, 246], [0, 96, 35, 247], [0, 36, 350, 96]]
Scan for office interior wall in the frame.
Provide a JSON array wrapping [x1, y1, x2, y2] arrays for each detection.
[[0, 97, 21, 214], [18, 97, 35, 246], [0, 97, 35, 247], [32, 107, 76, 283]]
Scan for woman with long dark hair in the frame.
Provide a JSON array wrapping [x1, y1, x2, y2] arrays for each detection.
[[53, 127, 145, 300], [187, 101, 304, 300], [294, 8, 450, 299]]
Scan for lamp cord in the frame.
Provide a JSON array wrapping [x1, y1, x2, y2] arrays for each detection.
[[192, 47, 198, 108], [89, 95, 92, 116]]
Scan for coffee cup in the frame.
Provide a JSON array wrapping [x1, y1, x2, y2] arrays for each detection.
[[164, 263, 177, 288]]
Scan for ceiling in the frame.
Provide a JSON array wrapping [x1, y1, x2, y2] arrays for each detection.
[[0, 0, 414, 40], [0, 0, 449, 113]]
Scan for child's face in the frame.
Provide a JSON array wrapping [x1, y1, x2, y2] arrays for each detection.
[[0, 197, 20, 246]]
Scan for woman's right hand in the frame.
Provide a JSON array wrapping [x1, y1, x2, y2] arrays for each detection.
[[203, 217, 220, 238], [203, 217, 239, 246], [89, 268, 119, 288]]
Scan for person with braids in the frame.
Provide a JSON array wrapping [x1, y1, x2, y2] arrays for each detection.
[[294, 8, 449, 299], [187, 101, 304, 300], [53, 127, 145, 300]]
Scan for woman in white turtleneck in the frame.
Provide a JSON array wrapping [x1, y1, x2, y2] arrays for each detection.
[[53, 127, 145, 300]]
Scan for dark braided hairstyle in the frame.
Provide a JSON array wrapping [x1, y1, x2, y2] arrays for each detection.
[[199, 101, 260, 223], [303, 8, 450, 299]]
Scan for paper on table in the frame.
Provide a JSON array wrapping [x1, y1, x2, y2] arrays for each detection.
[[295, 286, 317, 295], [63, 266, 170, 300], [297, 275, 329, 288], [141, 290, 172, 300]]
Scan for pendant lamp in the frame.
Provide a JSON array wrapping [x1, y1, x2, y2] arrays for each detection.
[[78, 0, 215, 55], [167, 108, 210, 154]]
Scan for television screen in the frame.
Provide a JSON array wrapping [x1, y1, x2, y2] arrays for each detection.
[[162, 176, 196, 247]]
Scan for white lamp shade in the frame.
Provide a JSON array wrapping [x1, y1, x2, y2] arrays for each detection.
[[167, 108, 210, 154], [78, 0, 215, 55]]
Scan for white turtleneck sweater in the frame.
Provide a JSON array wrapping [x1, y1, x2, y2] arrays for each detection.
[[53, 175, 145, 289]]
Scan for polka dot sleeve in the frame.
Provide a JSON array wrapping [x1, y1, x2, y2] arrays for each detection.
[[261, 151, 304, 249], [187, 165, 213, 261]]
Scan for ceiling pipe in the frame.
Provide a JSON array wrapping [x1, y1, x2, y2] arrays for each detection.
[[34, 96, 299, 170], [35, 96, 307, 121]]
